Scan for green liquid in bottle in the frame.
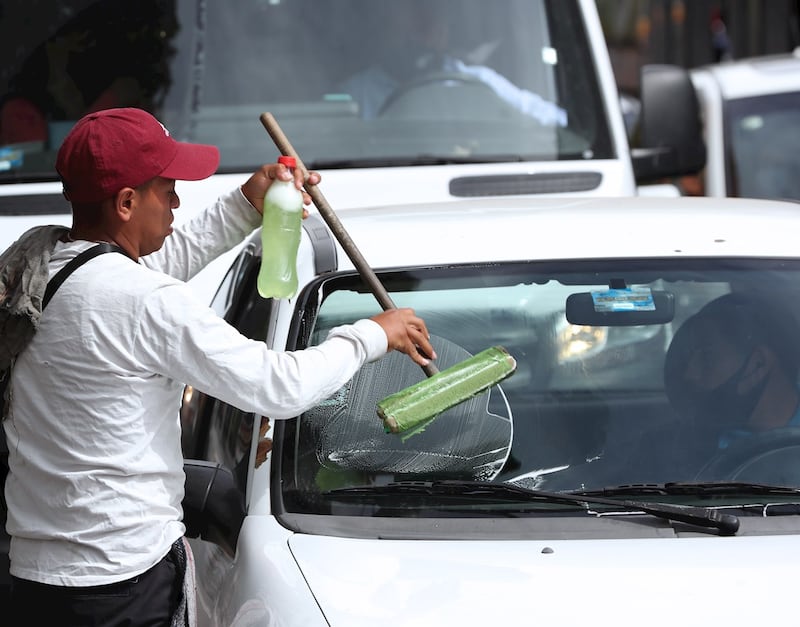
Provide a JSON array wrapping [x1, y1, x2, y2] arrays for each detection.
[[257, 160, 303, 299]]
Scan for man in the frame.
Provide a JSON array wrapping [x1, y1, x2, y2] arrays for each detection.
[[664, 292, 800, 452], [337, 0, 567, 124], [2, 107, 435, 626]]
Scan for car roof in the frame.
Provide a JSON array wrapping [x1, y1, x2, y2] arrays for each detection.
[[323, 195, 800, 270], [691, 49, 800, 100]]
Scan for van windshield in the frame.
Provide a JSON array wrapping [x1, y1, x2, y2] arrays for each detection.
[[0, 0, 611, 180]]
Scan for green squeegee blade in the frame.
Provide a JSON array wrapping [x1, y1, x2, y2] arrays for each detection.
[[377, 345, 516, 437]]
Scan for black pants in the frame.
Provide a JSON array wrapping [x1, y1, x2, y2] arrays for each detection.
[[8, 543, 184, 627]]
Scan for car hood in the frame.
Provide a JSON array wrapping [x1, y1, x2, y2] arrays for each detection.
[[289, 533, 800, 625]]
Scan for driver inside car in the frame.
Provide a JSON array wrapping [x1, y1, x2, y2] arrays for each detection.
[[663, 292, 800, 456], [335, 0, 567, 124]]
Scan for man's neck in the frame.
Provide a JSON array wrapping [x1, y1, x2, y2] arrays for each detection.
[[66, 228, 138, 261]]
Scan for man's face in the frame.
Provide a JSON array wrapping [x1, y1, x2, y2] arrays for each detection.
[[130, 176, 179, 256], [679, 320, 770, 431], [684, 324, 746, 392]]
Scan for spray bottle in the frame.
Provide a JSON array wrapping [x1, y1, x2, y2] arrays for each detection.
[[257, 156, 303, 299]]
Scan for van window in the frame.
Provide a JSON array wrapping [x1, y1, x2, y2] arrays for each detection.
[[724, 91, 800, 201]]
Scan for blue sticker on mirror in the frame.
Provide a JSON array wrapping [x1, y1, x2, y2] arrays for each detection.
[[591, 286, 655, 312]]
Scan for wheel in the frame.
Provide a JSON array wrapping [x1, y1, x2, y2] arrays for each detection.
[[378, 71, 508, 118], [694, 427, 800, 484]]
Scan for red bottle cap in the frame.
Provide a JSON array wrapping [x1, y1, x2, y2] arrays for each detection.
[[277, 156, 296, 168]]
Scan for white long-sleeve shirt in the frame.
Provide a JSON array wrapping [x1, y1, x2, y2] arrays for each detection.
[[4, 188, 387, 587]]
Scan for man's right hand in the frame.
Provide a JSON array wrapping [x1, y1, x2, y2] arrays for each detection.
[[240, 163, 321, 215], [370, 308, 436, 367]]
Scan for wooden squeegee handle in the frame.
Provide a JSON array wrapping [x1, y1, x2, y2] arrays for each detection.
[[260, 112, 438, 377]]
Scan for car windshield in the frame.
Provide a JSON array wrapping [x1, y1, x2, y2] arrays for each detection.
[[725, 91, 800, 201], [277, 258, 800, 517], [0, 0, 610, 180]]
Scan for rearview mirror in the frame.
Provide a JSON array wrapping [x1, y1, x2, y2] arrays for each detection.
[[566, 289, 675, 326]]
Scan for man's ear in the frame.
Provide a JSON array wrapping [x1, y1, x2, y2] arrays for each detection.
[[741, 345, 772, 391], [114, 187, 137, 222]]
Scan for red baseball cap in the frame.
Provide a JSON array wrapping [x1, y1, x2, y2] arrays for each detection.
[[56, 108, 220, 203]]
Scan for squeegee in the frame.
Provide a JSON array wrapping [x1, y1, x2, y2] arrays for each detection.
[[260, 112, 516, 437]]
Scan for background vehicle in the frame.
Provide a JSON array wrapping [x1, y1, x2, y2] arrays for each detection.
[[690, 49, 800, 200], [182, 194, 800, 626], [0, 0, 702, 306]]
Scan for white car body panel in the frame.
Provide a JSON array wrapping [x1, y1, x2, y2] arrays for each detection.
[[198, 506, 800, 626], [288, 533, 799, 626], [329, 195, 800, 269], [693, 52, 800, 101]]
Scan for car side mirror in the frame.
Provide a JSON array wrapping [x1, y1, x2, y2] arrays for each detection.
[[632, 64, 706, 182]]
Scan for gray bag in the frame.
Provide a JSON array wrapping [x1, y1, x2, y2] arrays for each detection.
[[0, 225, 69, 374]]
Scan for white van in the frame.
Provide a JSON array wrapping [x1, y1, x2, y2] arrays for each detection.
[[690, 50, 800, 201], [0, 0, 702, 305]]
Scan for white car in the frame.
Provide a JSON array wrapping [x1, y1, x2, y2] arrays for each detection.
[[691, 50, 800, 200], [182, 194, 800, 626]]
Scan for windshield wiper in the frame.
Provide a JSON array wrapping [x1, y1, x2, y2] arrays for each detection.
[[666, 481, 800, 496], [579, 482, 800, 498], [329, 480, 739, 535]]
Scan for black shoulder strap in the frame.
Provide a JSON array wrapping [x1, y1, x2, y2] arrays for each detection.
[[42, 242, 128, 310], [1, 243, 127, 422]]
